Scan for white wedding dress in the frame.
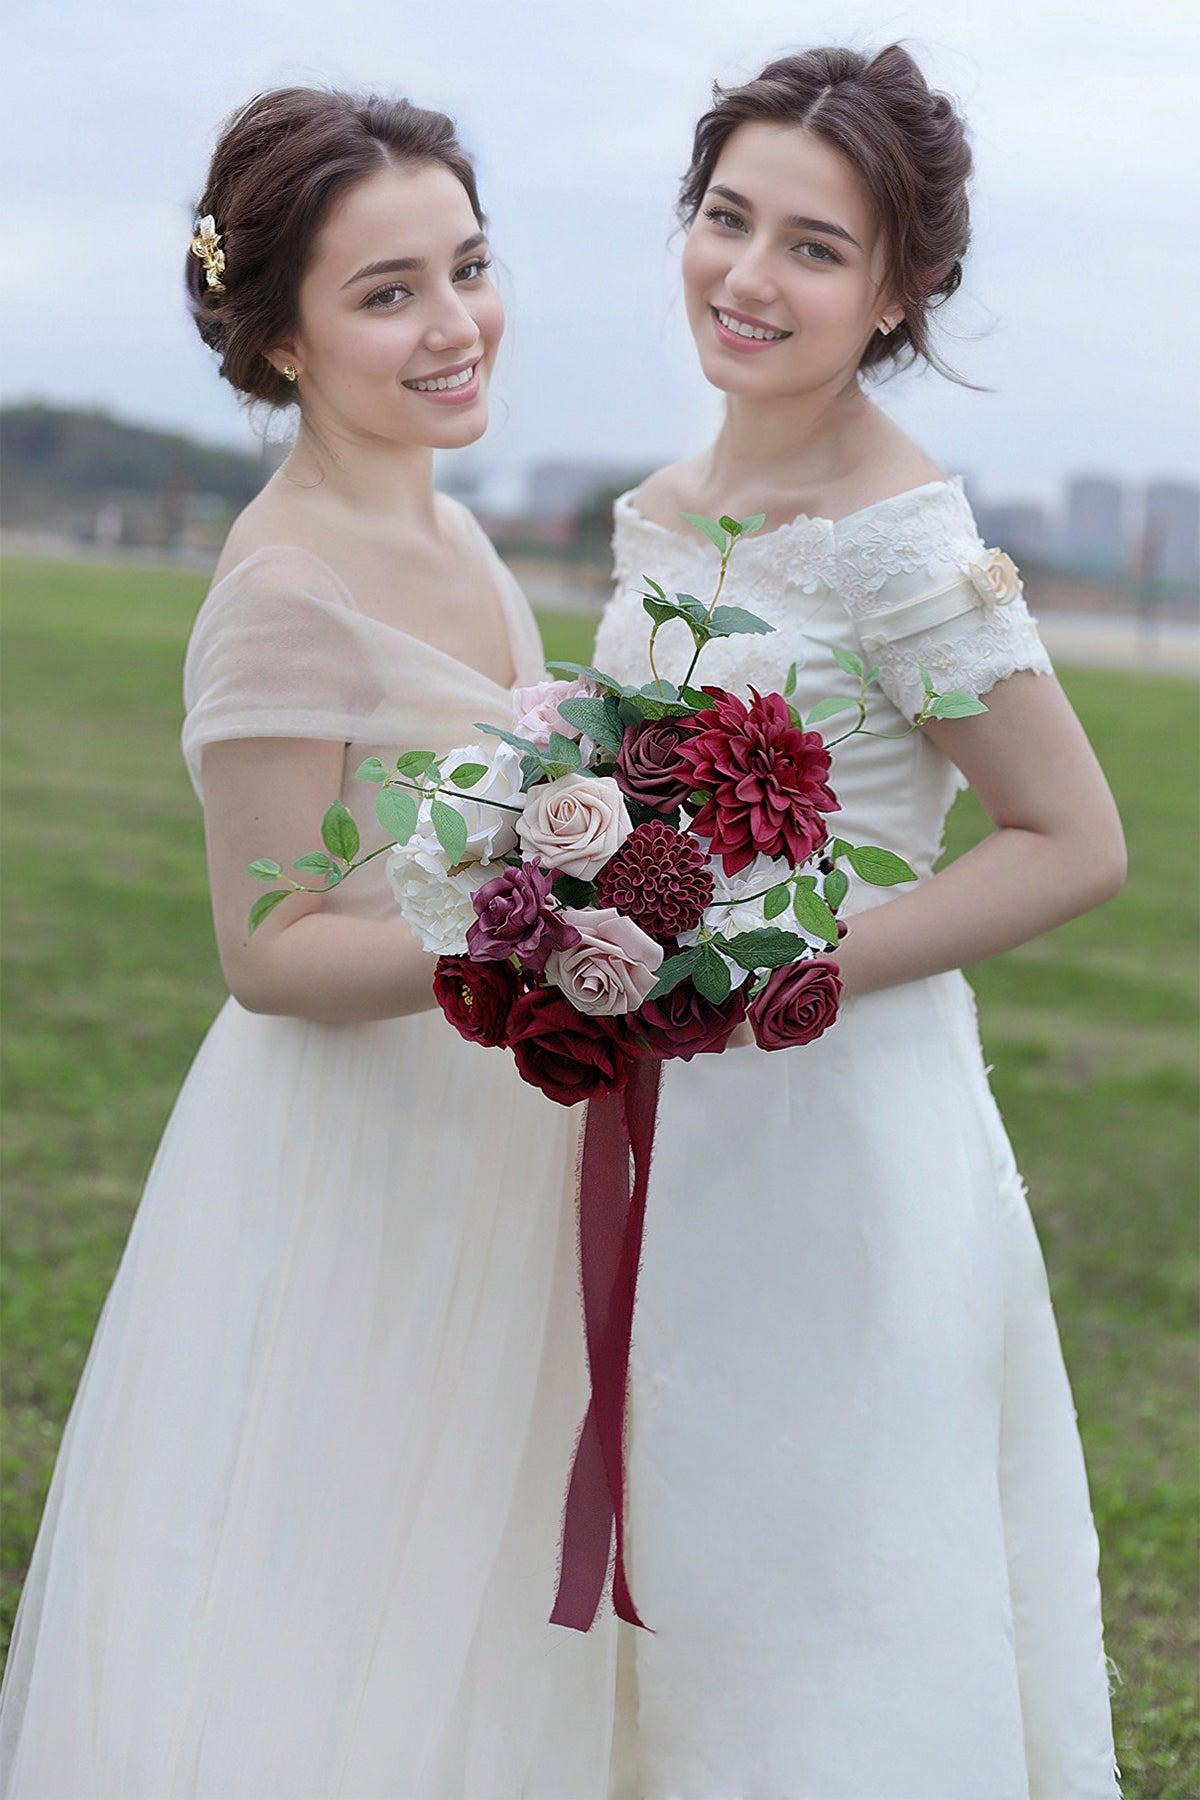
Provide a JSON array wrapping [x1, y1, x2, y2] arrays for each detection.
[[594, 475, 1124, 1798], [0, 512, 627, 1797]]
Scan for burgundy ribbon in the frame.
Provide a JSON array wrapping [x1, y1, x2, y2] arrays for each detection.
[[550, 1053, 662, 1633]]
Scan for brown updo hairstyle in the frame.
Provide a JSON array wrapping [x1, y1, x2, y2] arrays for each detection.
[[678, 43, 980, 388], [186, 86, 485, 408]]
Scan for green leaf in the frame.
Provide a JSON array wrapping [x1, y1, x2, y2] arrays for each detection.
[[647, 947, 700, 1001], [617, 693, 692, 724], [707, 605, 774, 637], [717, 514, 742, 536], [680, 685, 718, 710], [845, 844, 917, 886], [692, 943, 731, 1003], [722, 927, 808, 970], [792, 884, 839, 945], [431, 798, 469, 867], [247, 857, 282, 881], [642, 575, 667, 599], [681, 512, 729, 554], [544, 659, 629, 694], [687, 788, 712, 808], [321, 800, 359, 864], [763, 883, 791, 921], [804, 695, 861, 724], [520, 751, 547, 788], [918, 662, 936, 695], [557, 695, 626, 756], [551, 874, 597, 909], [294, 850, 335, 874], [639, 678, 681, 702], [783, 661, 797, 698], [354, 757, 388, 784], [833, 646, 865, 680], [643, 594, 687, 629], [929, 690, 989, 718], [471, 722, 544, 757], [395, 749, 439, 779], [864, 666, 882, 685], [247, 888, 289, 934], [827, 837, 853, 860], [738, 512, 767, 535], [446, 760, 488, 787], [823, 868, 850, 910], [546, 732, 582, 770], [376, 786, 419, 846]]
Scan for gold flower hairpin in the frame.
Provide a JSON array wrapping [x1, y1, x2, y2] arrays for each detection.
[[190, 213, 226, 293]]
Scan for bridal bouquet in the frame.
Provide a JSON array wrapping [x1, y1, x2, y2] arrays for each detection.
[[247, 508, 988, 1636], [247, 508, 986, 1096]]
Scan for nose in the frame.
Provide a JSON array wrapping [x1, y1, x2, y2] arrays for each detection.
[[724, 241, 780, 309], [423, 284, 482, 355]]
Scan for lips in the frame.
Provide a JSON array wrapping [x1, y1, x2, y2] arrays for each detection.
[[402, 352, 481, 387]]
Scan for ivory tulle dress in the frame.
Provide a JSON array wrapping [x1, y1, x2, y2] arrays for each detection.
[[0, 513, 626, 1797], [595, 475, 1124, 1799]]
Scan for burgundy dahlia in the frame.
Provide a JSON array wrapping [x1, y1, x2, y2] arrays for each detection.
[[594, 819, 714, 939], [675, 685, 842, 877], [614, 717, 698, 815]]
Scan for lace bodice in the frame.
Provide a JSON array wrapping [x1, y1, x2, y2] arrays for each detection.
[[594, 475, 1056, 917]]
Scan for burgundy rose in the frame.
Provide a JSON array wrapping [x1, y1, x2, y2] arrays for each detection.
[[594, 820, 714, 939], [747, 955, 843, 1051], [614, 717, 698, 814], [627, 979, 747, 1062], [675, 685, 841, 877], [506, 985, 631, 1105], [466, 860, 581, 971], [433, 956, 520, 1047]]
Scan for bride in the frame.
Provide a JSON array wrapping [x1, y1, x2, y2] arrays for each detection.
[[0, 86, 623, 1798], [594, 43, 1127, 1800]]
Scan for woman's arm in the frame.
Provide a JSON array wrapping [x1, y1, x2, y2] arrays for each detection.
[[833, 668, 1127, 1000], [201, 735, 440, 1024]]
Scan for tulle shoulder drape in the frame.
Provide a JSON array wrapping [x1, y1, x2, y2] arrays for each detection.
[[180, 518, 547, 804]]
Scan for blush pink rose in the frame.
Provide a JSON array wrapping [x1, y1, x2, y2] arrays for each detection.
[[511, 677, 596, 750], [544, 906, 665, 1016], [515, 773, 633, 881]]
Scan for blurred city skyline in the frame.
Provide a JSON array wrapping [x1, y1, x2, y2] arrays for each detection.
[[5, 0, 1198, 516]]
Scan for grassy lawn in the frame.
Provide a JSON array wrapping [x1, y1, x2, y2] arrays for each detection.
[[2, 555, 1197, 1793]]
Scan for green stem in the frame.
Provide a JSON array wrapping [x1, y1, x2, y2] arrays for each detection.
[[386, 774, 526, 815], [681, 548, 733, 689]]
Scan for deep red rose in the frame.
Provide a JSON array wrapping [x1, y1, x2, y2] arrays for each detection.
[[627, 978, 747, 1062], [506, 985, 631, 1106], [433, 956, 520, 1047], [747, 955, 843, 1051], [676, 685, 841, 876], [614, 717, 699, 814], [594, 819, 714, 938]]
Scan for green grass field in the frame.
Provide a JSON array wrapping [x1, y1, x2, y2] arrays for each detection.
[[2, 553, 1197, 1793]]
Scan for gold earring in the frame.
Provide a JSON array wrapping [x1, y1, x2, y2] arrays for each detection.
[[282, 363, 297, 382]]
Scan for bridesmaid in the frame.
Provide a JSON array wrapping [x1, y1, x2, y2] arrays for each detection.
[[595, 43, 1126, 1799], [0, 87, 622, 1797]]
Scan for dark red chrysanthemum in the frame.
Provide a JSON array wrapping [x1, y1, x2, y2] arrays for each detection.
[[675, 685, 841, 876], [594, 819, 714, 939]]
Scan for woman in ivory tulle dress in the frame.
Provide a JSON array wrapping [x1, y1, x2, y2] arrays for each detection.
[[596, 46, 1127, 1800], [0, 88, 626, 1798]]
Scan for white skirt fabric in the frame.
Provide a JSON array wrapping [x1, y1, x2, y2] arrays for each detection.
[[608, 968, 1122, 1799], [0, 996, 623, 1798]]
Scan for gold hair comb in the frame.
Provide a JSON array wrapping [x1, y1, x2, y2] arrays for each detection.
[[190, 213, 226, 293]]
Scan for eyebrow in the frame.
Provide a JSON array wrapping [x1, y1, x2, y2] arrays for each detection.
[[340, 232, 488, 289], [706, 185, 862, 251]]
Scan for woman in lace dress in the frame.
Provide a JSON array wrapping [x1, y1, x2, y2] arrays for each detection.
[[0, 88, 624, 1798], [596, 47, 1127, 1799]]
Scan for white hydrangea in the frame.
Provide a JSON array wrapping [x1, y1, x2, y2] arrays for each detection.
[[385, 844, 497, 956], [677, 853, 835, 986]]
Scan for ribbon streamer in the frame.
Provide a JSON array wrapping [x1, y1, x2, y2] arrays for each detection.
[[550, 1054, 662, 1633]]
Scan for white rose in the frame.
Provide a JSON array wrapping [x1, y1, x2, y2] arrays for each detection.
[[408, 741, 526, 864], [385, 844, 496, 955]]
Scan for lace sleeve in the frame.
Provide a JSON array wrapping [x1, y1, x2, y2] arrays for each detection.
[[835, 482, 1056, 723]]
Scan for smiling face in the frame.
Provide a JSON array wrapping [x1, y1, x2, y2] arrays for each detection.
[[267, 160, 504, 449], [681, 121, 898, 398]]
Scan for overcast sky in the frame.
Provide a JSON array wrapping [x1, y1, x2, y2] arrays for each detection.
[[5, 0, 1197, 510]]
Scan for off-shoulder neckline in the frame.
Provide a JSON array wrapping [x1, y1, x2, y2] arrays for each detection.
[[613, 473, 966, 547], [201, 527, 532, 692]]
